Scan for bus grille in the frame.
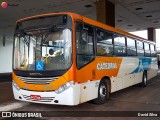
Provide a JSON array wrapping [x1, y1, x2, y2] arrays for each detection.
[[23, 95, 54, 102], [17, 76, 59, 84]]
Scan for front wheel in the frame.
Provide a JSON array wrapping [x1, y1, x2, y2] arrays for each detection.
[[93, 79, 109, 104]]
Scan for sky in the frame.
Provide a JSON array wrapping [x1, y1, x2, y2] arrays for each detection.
[[130, 29, 160, 50]]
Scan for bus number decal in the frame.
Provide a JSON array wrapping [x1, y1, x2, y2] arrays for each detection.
[[97, 63, 117, 70]]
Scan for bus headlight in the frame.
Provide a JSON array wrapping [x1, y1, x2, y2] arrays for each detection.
[[55, 81, 74, 94], [12, 81, 20, 91]]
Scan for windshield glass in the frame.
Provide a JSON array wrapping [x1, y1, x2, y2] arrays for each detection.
[[13, 29, 72, 71]]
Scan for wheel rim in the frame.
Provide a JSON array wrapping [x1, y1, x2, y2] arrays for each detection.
[[100, 83, 106, 98]]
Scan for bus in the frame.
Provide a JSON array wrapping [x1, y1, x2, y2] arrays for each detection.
[[12, 12, 158, 105]]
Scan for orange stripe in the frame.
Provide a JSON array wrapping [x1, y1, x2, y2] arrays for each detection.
[[76, 57, 122, 83]]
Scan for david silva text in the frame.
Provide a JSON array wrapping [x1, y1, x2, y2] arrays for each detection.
[[138, 112, 158, 117]]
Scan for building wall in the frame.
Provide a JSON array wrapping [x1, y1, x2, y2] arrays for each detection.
[[0, 36, 13, 73]]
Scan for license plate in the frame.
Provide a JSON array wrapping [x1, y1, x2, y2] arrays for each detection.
[[30, 95, 41, 100]]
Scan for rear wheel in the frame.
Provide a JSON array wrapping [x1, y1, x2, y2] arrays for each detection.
[[93, 79, 109, 104], [140, 72, 147, 87]]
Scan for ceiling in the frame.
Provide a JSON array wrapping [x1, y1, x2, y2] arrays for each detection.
[[113, 0, 160, 32], [0, 0, 160, 38]]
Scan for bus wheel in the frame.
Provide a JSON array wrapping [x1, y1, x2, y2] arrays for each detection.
[[93, 79, 109, 104], [140, 72, 147, 87]]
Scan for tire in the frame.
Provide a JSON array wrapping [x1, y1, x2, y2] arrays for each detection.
[[140, 72, 147, 87], [93, 79, 109, 104]]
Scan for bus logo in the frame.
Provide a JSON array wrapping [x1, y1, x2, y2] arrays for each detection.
[[97, 63, 117, 70], [29, 73, 42, 76]]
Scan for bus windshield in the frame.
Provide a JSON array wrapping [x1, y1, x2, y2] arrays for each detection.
[[13, 28, 72, 71]]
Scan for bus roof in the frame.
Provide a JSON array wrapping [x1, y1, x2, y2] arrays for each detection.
[[16, 12, 155, 44], [16, 12, 81, 23]]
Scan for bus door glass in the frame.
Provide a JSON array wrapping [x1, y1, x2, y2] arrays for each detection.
[[76, 23, 95, 69]]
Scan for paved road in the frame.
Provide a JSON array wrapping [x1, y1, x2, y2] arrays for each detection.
[[0, 73, 160, 120]]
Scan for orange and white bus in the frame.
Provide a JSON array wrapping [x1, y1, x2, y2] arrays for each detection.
[[12, 12, 158, 105]]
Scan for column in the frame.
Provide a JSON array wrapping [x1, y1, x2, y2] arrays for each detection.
[[147, 27, 156, 42], [96, 0, 115, 27]]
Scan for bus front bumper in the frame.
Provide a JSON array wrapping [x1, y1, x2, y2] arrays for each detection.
[[12, 82, 80, 106]]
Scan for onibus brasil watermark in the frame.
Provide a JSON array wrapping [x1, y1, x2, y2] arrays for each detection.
[[1, 112, 42, 118]]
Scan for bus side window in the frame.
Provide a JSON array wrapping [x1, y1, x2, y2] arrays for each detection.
[[137, 40, 144, 56], [144, 42, 151, 57], [113, 34, 126, 56], [127, 37, 136, 56], [76, 23, 94, 69], [96, 29, 113, 56], [150, 44, 156, 57]]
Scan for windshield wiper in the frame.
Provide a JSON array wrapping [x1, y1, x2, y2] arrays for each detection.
[[41, 24, 57, 44], [19, 30, 30, 46]]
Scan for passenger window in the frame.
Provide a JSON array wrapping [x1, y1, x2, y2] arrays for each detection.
[[150, 44, 156, 57], [144, 43, 150, 57], [113, 35, 126, 56], [137, 41, 143, 49], [97, 29, 113, 56], [127, 37, 135, 48], [150, 44, 155, 51], [114, 35, 125, 46], [137, 40, 144, 56], [76, 23, 94, 69], [114, 46, 126, 56], [127, 48, 137, 56], [137, 49, 144, 56], [127, 37, 136, 56], [144, 43, 150, 50]]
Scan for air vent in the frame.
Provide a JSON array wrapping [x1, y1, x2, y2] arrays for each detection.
[[23, 95, 54, 102], [17, 76, 59, 84]]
